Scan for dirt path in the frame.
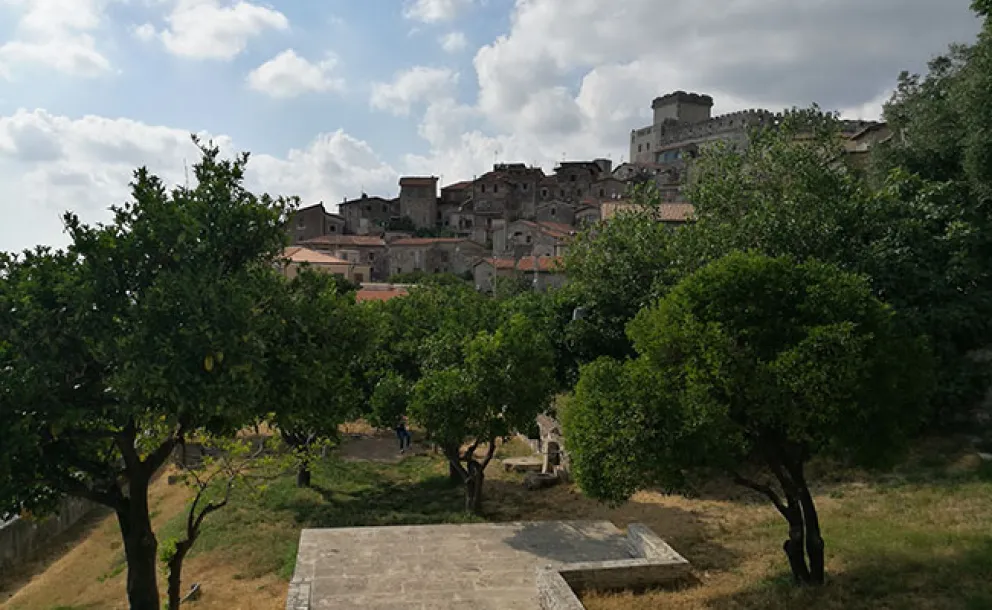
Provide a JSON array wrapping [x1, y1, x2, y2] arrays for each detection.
[[337, 429, 431, 463]]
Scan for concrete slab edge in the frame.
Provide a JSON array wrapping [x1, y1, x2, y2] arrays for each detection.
[[536, 523, 691, 610]]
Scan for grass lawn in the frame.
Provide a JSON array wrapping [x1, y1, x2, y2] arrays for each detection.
[[3, 434, 991, 610]]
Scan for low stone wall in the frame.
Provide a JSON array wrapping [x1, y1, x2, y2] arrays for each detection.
[[0, 497, 96, 572], [536, 523, 691, 610]]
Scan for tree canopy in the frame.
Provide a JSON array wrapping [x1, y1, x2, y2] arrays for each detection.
[[0, 141, 295, 610], [565, 252, 933, 585], [410, 313, 556, 511]]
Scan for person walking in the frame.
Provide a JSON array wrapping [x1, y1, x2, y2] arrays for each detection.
[[395, 414, 412, 453]]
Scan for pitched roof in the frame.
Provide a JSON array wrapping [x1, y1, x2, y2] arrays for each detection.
[[356, 285, 409, 302], [389, 237, 470, 246], [282, 247, 350, 265], [477, 257, 518, 271], [516, 256, 565, 273], [301, 235, 386, 247], [442, 180, 474, 191], [340, 195, 395, 207]]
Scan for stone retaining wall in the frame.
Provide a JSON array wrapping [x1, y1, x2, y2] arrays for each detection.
[[0, 497, 95, 572]]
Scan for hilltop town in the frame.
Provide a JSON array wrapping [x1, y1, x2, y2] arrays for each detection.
[[283, 91, 889, 294]]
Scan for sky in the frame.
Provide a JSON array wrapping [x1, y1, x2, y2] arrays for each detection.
[[0, 0, 984, 252]]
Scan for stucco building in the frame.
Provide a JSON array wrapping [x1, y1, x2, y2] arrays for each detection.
[[279, 247, 371, 284], [300, 235, 388, 281], [339, 194, 397, 235]]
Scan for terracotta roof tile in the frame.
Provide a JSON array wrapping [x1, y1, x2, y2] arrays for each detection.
[[282, 247, 350, 265], [356, 286, 409, 302], [302, 235, 385, 247], [516, 256, 565, 273], [389, 237, 471, 246]]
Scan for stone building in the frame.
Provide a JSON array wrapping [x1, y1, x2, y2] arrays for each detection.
[[279, 246, 371, 284], [472, 256, 566, 294], [398, 176, 439, 229], [288, 203, 346, 244], [339, 194, 397, 235], [386, 237, 486, 278], [300, 235, 388, 281], [493, 220, 576, 259]]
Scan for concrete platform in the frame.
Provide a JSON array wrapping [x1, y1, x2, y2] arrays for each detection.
[[286, 521, 637, 610]]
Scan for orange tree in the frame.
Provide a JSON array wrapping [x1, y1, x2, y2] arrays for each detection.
[[565, 252, 933, 585], [0, 141, 296, 609]]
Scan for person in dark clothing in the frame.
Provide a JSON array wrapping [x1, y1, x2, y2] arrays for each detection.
[[395, 415, 412, 453]]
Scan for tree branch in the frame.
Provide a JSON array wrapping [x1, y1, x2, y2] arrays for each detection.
[[479, 438, 498, 471], [461, 441, 480, 462], [731, 471, 788, 519], [143, 422, 186, 475], [64, 478, 125, 512]]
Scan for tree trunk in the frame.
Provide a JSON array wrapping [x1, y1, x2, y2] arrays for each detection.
[[117, 478, 160, 610], [448, 461, 461, 485], [464, 459, 485, 513], [793, 468, 825, 585], [166, 541, 192, 610], [296, 464, 312, 488], [782, 501, 812, 585]]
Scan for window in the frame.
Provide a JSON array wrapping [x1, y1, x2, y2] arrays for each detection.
[[522, 183, 529, 191], [434, 267, 440, 273], [383, 204, 389, 212], [494, 184, 499, 193], [354, 273, 364, 283], [570, 175, 576, 182], [559, 189, 565, 197], [296, 216, 305, 228], [599, 188, 605, 197], [551, 207, 556, 217], [369, 253, 376, 261], [526, 235, 532, 244], [330, 225, 337, 233], [481, 184, 486, 193], [541, 188, 548, 197], [638, 144, 642, 152]]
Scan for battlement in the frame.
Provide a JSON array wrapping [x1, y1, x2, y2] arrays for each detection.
[[652, 91, 714, 109]]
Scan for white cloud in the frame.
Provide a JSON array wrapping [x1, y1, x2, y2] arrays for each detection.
[[0, 0, 113, 78], [0, 109, 397, 253], [403, 0, 471, 23], [247, 50, 345, 98], [370, 66, 459, 116], [143, 0, 290, 60], [439, 31, 468, 53]]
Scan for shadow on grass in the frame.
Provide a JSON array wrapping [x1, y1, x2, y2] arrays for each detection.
[[0, 505, 113, 602], [278, 456, 480, 529], [675, 437, 992, 508], [708, 537, 992, 610]]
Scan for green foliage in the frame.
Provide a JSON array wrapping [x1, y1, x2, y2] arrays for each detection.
[[367, 371, 411, 429], [388, 270, 467, 286], [0, 139, 300, 608], [491, 273, 533, 299], [262, 267, 370, 455], [386, 216, 416, 232], [563, 185, 679, 363], [679, 103, 992, 422], [0, 140, 292, 519], [567, 252, 934, 505], [410, 314, 556, 451]]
